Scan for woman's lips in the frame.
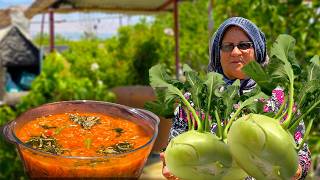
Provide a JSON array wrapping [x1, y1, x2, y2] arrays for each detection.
[[231, 61, 242, 64]]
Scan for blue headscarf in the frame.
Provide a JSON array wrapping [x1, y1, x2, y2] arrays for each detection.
[[208, 17, 268, 94]]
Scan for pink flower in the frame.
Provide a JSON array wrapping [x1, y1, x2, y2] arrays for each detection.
[[272, 89, 285, 104], [295, 132, 302, 141], [263, 105, 269, 112]]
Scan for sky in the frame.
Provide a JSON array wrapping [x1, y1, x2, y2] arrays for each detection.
[[0, 0, 31, 8], [0, 0, 153, 39]]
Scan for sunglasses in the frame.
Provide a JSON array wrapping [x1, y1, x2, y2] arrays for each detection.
[[220, 41, 253, 52]]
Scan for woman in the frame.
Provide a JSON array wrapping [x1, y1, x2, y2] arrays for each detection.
[[161, 17, 311, 180]]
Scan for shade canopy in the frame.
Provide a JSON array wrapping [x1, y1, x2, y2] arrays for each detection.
[[25, 0, 183, 18]]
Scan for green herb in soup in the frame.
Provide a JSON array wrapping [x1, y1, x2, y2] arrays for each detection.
[[40, 124, 57, 129], [97, 142, 134, 155], [68, 114, 101, 130], [113, 128, 124, 137], [25, 133, 64, 155]]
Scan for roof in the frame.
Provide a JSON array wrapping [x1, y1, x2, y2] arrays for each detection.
[[0, 6, 29, 29], [25, 0, 184, 18], [0, 25, 33, 43], [0, 26, 40, 67]]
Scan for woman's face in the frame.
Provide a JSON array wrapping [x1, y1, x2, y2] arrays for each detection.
[[220, 26, 256, 80]]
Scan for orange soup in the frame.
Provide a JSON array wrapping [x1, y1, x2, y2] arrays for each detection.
[[16, 112, 153, 178]]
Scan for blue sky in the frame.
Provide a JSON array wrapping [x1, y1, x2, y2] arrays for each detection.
[[0, 0, 153, 39], [0, 0, 32, 8]]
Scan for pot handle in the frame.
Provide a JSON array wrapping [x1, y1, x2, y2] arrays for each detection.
[[1, 121, 17, 144]]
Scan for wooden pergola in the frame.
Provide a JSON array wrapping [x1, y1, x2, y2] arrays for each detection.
[[25, 0, 186, 78]]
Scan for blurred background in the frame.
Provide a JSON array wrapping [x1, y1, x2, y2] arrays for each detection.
[[0, 0, 319, 179]]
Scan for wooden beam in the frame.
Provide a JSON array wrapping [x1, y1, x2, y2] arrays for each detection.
[[32, 6, 173, 16], [156, 0, 175, 11], [24, 0, 57, 19], [39, 13, 45, 47]]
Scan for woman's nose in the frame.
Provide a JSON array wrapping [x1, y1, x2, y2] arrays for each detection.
[[230, 46, 242, 56]]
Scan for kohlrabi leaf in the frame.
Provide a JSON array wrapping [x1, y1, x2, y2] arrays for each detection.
[[149, 64, 203, 131], [182, 64, 207, 111], [149, 64, 175, 87], [149, 63, 184, 89], [239, 86, 266, 114], [242, 61, 275, 95], [270, 34, 295, 83], [290, 55, 320, 132], [222, 80, 240, 120], [267, 58, 289, 85], [149, 64, 185, 103], [182, 64, 193, 73], [270, 35, 297, 128], [289, 95, 320, 134], [205, 72, 224, 106], [204, 72, 224, 131], [184, 70, 204, 111], [310, 55, 320, 65], [144, 87, 175, 118], [239, 92, 268, 110], [296, 80, 320, 107], [308, 55, 320, 81]]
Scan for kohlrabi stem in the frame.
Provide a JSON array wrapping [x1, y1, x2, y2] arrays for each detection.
[[289, 99, 320, 133], [180, 96, 203, 132], [297, 118, 314, 150], [214, 109, 223, 139], [277, 106, 288, 122], [223, 106, 242, 139], [205, 108, 210, 131], [282, 80, 294, 129], [204, 111, 209, 132], [185, 108, 192, 130], [205, 84, 214, 132], [274, 96, 287, 119], [297, 92, 307, 108]]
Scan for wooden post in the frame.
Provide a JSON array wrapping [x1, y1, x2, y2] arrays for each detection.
[[173, 0, 180, 79], [39, 13, 45, 66], [49, 9, 55, 53], [40, 13, 45, 47], [208, 0, 214, 35]]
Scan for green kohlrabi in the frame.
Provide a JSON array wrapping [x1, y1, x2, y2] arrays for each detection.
[[228, 114, 298, 179], [228, 34, 320, 179]]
